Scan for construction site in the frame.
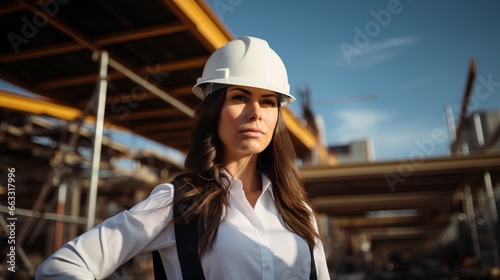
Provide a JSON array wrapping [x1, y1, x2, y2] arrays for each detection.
[[1, 0, 499, 279]]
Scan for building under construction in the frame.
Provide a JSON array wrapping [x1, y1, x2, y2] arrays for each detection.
[[0, 1, 499, 279]]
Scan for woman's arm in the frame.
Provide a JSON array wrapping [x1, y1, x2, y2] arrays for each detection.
[[36, 183, 175, 279]]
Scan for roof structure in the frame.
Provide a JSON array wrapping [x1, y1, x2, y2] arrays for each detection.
[[0, 0, 329, 161]]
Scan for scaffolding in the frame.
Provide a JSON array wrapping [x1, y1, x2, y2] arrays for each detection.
[[0, 51, 192, 277]]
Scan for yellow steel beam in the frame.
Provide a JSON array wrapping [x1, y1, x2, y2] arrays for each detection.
[[0, 91, 124, 130], [0, 91, 82, 120], [282, 107, 317, 149], [171, 0, 233, 50], [282, 107, 334, 165]]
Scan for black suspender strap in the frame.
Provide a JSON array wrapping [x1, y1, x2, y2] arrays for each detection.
[[153, 178, 205, 280], [174, 206, 205, 279], [172, 177, 205, 280], [152, 250, 167, 280], [310, 246, 317, 280]]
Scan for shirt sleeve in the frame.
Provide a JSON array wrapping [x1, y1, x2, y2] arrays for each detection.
[[35, 183, 175, 280], [313, 235, 331, 280], [311, 213, 331, 280]]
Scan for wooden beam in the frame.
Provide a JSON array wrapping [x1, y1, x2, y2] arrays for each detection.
[[95, 23, 188, 46], [12, 0, 197, 121], [133, 119, 194, 132], [108, 107, 180, 122], [0, 2, 23, 15], [148, 129, 193, 141], [312, 191, 453, 215], [0, 23, 189, 63], [333, 214, 449, 229], [371, 240, 435, 253], [1, 42, 86, 63], [305, 172, 477, 197], [75, 84, 193, 108], [302, 153, 500, 182], [370, 225, 444, 238], [37, 56, 208, 90], [15, 0, 97, 51]]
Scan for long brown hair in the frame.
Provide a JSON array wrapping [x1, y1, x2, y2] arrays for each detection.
[[173, 88, 320, 257]]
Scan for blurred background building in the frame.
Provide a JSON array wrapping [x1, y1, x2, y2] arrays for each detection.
[[328, 139, 375, 164]]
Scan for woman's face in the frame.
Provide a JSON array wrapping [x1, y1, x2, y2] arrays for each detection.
[[218, 85, 279, 162]]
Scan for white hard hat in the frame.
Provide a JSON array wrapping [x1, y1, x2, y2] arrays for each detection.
[[192, 36, 295, 106]]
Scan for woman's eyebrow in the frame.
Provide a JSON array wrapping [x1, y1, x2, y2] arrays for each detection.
[[229, 87, 252, 95], [230, 87, 278, 99], [262, 94, 278, 100]]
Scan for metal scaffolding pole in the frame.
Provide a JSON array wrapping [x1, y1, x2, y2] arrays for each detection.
[[86, 51, 109, 230], [451, 59, 476, 154], [484, 172, 500, 266], [464, 185, 481, 262], [0, 206, 88, 225], [107, 57, 195, 118]]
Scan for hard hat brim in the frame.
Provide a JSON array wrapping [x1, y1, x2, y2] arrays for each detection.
[[193, 79, 295, 107]]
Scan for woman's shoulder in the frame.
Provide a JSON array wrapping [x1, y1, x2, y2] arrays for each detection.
[[127, 181, 175, 214], [151, 181, 176, 196]]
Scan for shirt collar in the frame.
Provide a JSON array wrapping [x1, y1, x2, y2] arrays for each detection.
[[227, 171, 275, 201], [261, 173, 274, 200]]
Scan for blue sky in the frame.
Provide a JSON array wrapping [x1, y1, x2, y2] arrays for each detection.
[[208, 0, 500, 160]]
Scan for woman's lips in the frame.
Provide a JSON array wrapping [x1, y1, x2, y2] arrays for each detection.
[[239, 128, 265, 137]]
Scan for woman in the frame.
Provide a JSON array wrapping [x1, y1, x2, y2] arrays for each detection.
[[36, 36, 330, 279]]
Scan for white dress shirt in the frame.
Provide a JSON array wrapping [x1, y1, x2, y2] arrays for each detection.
[[36, 174, 330, 280]]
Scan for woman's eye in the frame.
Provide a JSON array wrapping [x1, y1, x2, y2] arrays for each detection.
[[232, 95, 246, 101], [262, 100, 276, 107]]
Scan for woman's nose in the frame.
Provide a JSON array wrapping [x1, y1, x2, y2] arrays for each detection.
[[248, 102, 263, 121]]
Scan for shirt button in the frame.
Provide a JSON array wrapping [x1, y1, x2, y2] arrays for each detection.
[[264, 265, 271, 271]]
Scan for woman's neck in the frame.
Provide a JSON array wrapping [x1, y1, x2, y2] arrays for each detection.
[[223, 155, 262, 207]]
